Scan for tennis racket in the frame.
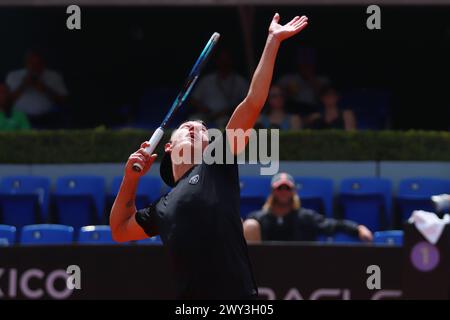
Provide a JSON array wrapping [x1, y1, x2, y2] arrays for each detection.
[[133, 32, 220, 172]]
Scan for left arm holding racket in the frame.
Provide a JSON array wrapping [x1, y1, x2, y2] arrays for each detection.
[[132, 32, 220, 173], [226, 13, 309, 154], [110, 34, 220, 242]]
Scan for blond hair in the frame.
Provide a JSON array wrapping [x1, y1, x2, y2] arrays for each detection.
[[262, 191, 301, 212]]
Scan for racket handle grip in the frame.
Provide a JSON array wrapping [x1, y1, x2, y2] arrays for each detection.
[[132, 127, 165, 173]]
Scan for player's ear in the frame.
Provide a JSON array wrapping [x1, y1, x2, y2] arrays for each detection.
[[164, 142, 172, 153]]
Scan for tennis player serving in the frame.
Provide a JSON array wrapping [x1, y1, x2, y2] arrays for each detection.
[[110, 13, 308, 299]]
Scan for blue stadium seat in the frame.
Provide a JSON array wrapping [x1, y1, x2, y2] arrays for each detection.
[[0, 224, 17, 246], [136, 235, 163, 245], [0, 176, 50, 228], [397, 178, 450, 222], [78, 225, 116, 244], [317, 232, 361, 244], [339, 177, 392, 231], [294, 177, 334, 217], [239, 176, 272, 218], [54, 176, 105, 230], [374, 230, 403, 246], [110, 176, 162, 210], [20, 224, 74, 245], [332, 233, 361, 244]]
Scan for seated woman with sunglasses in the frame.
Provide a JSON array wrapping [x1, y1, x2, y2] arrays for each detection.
[[243, 172, 373, 242]]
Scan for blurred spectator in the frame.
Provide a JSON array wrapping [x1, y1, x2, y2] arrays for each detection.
[[257, 85, 301, 130], [0, 83, 30, 131], [5, 50, 68, 129], [243, 172, 373, 242], [277, 47, 330, 122], [190, 49, 248, 128], [308, 86, 357, 130]]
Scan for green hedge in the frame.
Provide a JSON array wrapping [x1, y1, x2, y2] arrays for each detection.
[[0, 129, 449, 164]]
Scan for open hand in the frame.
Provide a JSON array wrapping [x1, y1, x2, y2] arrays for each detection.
[[269, 13, 309, 42]]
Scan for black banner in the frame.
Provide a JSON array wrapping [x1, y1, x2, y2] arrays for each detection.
[[0, 243, 406, 300]]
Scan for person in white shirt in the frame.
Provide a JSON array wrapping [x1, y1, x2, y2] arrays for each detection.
[[6, 50, 68, 128]]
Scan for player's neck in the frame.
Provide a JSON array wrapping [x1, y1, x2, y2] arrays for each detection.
[[173, 163, 196, 184]]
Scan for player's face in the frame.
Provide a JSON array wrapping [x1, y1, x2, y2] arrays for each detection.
[[169, 121, 209, 163], [273, 184, 295, 204]]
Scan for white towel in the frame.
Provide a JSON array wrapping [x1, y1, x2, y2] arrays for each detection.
[[408, 210, 450, 245], [431, 194, 450, 212]]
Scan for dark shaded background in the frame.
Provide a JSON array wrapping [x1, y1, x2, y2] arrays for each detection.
[[0, 5, 449, 129]]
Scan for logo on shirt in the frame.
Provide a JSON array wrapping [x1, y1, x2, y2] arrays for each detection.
[[189, 174, 200, 185]]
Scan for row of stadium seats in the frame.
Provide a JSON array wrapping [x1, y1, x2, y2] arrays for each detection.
[[0, 224, 402, 246], [0, 224, 162, 246], [0, 175, 161, 230], [1, 175, 449, 232], [318, 230, 403, 245]]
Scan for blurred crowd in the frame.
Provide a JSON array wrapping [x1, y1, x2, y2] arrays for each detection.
[[1, 47, 384, 132], [0, 50, 68, 131], [185, 47, 358, 131]]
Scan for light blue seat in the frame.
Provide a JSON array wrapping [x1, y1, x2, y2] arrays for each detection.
[[110, 176, 162, 210], [317, 232, 361, 244], [239, 176, 272, 218], [20, 224, 74, 245], [0, 224, 17, 246], [374, 230, 403, 246], [136, 235, 163, 245], [397, 178, 450, 222], [339, 177, 392, 231], [0, 176, 50, 228], [78, 225, 116, 244], [294, 177, 334, 217], [54, 176, 105, 230]]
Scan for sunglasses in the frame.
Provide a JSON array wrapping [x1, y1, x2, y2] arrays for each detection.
[[275, 185, 292, 191]]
